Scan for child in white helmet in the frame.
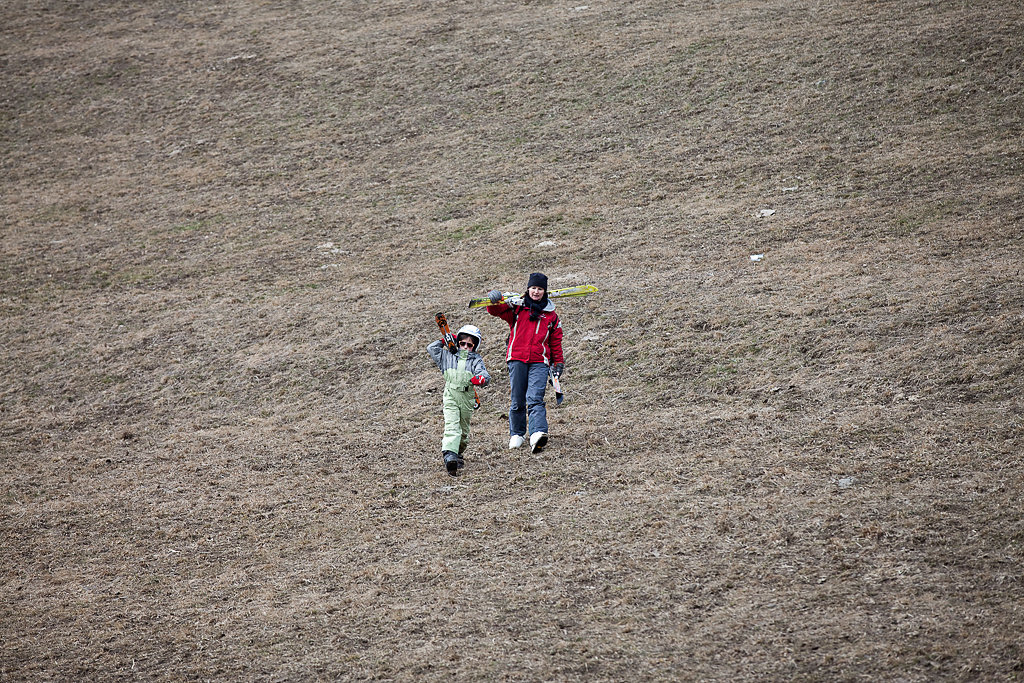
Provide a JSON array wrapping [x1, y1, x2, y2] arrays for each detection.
[[426, 324, 490, 476]]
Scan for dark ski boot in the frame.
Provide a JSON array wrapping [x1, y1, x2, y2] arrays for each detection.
[[530, 431, 548, 453], [443, 450, 462, 476]]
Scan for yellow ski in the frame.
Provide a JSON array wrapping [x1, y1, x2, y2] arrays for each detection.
[[467, 284, 598, 309]]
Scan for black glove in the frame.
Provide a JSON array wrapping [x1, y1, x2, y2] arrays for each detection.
[[487, 289, 503, 304], [552, 363, 564, 378]]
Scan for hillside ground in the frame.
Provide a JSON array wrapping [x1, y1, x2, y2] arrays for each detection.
[[2, 0, 1022, 680]]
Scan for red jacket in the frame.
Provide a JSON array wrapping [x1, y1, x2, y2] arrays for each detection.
[[487, 302, 564, 365]]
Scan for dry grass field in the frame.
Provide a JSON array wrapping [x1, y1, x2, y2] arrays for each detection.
[[2, 0, 1022, 680]]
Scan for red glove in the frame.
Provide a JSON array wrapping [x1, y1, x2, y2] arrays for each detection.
[[470, 375, 486, 386]]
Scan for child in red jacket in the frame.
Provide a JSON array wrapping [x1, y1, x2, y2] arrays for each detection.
[[485, 272, 564, 453]]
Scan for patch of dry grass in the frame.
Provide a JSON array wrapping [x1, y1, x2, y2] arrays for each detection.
[[2, 0, 1022, 680]]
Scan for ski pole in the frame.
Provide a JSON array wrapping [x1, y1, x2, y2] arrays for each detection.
[[548, 366, 564, 406]]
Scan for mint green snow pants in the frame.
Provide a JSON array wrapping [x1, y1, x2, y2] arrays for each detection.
[[442, 390, 474, 454], [441, 358, 475, 454]]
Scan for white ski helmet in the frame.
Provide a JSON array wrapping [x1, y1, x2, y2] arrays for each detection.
[[456, 324, 482, 351]]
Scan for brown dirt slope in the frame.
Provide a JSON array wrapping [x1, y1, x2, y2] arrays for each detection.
[[2, 0, 1022, 680]]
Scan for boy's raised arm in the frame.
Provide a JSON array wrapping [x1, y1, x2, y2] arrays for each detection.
[[426, 339, 445, 365]]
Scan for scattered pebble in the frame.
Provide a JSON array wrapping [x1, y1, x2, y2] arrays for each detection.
[[316, 242, 351, 255]]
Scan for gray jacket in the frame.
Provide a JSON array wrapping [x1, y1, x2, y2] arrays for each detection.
[[427, 339, 490, 391]]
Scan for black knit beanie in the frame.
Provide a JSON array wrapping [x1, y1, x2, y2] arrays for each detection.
[[527, 272, 548, 291]]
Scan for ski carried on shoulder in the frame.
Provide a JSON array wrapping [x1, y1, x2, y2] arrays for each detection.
[[435, 312, 481, 410], [467, 284, 598, 309], [435, 312, 458, 354]]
